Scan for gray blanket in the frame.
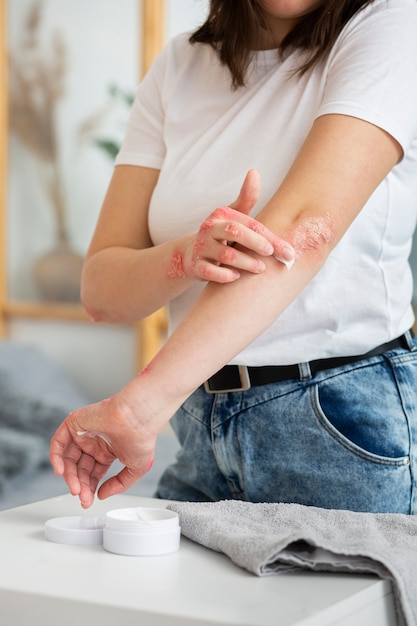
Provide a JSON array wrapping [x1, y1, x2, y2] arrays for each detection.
[[168, 499, 417, 626], [0, 341, 89, 492]]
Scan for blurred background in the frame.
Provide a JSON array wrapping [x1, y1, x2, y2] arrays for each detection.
[[4, 0, 209, 399], [0, 0, 209, 508]]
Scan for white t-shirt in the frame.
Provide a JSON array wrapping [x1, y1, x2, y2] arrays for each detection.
[[116, 0, 417, 365]]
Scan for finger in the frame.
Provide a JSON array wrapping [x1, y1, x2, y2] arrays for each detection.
[[98, 465, 148, 500], [59, 436, 100, 498], [194, 258, 241, 282], [77, 453, 101, 508], [72, 451, 113, 509], [268, 235, 295, 269], [219, 244, 268, 274], [199, 215, 273, 258], [222, 222, 275, 257], [223, 218, 295, 268], [79, 472, 100, 509], [61, 444, 84, 496], [50, 421, 73, 476], [229, 169, 261, 215]]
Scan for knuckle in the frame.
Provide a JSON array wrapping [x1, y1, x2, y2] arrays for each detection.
[[224, 222, 242, 239], [211, 207, 230, 220], [219, 246, 237, 264], [249, 220, 265, 235], [199, 263, 216, 281], [193, 239, 205, 258], [199, 218, 215, 233]]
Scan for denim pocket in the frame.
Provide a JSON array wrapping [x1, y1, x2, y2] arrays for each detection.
[[313, 359, 410, 463]]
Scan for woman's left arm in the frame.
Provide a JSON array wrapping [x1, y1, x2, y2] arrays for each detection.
[[50, 113, 402, 507], [134, 113, 403, 392]]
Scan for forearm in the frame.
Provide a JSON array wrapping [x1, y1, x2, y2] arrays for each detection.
[[82, 165, 296, 324], [81, 236, 195, 323], [50, 113, 403, 508], [119, 243, 327, 432]]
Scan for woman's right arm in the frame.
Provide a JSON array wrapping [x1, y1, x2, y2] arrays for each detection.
[[81, 165, 187, 323], [81, 166, 294, 324]]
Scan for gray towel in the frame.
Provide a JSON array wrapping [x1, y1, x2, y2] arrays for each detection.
[[168, 500, 417, 626]]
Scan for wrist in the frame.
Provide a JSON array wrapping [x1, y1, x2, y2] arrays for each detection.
[[118, 362, 190, 435], [164, 235, 195, 281], [180, 234, 197, 279]]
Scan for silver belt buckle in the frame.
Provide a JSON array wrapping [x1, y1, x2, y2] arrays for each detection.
[[204, 365, 251, 394]]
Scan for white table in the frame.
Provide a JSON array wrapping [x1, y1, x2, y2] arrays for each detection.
[[0, 494, 397, 626]]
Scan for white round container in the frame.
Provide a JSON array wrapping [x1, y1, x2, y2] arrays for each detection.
[[103, 507, 180, 556], [44, 516, 105, 545]]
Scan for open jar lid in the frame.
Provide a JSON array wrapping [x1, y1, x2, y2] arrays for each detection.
[[44, 515, 105, 546], [45, 507, 180, 556]]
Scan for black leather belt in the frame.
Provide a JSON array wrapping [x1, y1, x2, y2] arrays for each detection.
[[204, 332, 413, 393]]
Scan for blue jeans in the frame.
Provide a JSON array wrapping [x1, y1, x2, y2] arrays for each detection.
[[155, 331, 417, 514]]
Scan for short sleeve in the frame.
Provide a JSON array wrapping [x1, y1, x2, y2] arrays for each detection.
[[316, 0, 417, 154], [114, 45, 169, 169]]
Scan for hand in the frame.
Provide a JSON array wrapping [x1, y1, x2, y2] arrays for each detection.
[[182, 170, 294, 283], [50, 393, 157, 509]]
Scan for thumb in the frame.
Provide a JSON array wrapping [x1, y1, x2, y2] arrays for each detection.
[[229, 169, 261, 215], [97, 455, 154, 500]]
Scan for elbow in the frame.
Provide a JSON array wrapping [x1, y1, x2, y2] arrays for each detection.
[[80, 264, 103, 322], [286, 213, 336, 263], [81, 301, 103, 324], [80, 289, 106, 323], [81, 291, 128, 324], [80, 271, 121, 324]]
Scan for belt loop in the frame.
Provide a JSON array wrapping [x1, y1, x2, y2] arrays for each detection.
[[404, 329, 416, 351], [298, 362, 312, 381]]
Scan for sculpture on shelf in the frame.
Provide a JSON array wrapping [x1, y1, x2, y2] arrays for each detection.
[[8, 0, 83, 303]]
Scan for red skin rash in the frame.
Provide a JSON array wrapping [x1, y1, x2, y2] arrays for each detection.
[[168, 250, 187, 279], [287, 214, 335, 258], [224, 222, 243, 240], [249, 221, 263, 235], [138, 362, 153, 376], [211, 207, 231, 220], [168, 208, 240, 281], [199, 219, 215, 232], [194, 238, 205, 254]]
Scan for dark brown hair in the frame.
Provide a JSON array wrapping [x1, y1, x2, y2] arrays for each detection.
[[190, 0, 375, 88]]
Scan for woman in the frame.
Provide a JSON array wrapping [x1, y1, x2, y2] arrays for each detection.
[[50, 0, 417, 513]]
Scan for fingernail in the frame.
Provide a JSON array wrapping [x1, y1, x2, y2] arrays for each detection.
[[274, 254, 295, 270], [274, 245, 295, 270], [282, 245, 295, 261], [264, 242, 274, 255]]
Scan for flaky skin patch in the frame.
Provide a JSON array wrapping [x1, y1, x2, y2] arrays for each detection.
[[287, 214, 335, 258]]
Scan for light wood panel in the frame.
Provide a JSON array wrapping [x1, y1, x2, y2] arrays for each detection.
[[141, 0, 165, 75], [0, 0, 7, 336], [2, 301, 88, 322], [136, 0, 168, 370]]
